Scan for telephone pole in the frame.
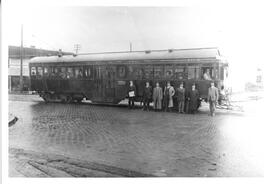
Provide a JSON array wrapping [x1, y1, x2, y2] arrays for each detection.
[[19, 24, 24, 92], [74, 44, 81, 54], [129, 42, 132, 52]]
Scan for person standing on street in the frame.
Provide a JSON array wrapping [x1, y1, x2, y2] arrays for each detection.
[[143, 82, 152, 111], [153, 82, 163, 111], [127, 81, 136, 109], [207, 81, 219, 116], [164, 82, 175, 112], [188, 84, 200, 114], [176, 83, 185, 113]]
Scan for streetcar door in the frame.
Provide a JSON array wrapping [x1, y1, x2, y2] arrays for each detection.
[[103, 66, 116, 102], [92, 65, 116, 103], [92, 66, 103, 102]]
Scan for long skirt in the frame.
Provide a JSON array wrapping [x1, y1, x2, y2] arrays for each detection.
[[168, 96, 173, 108]]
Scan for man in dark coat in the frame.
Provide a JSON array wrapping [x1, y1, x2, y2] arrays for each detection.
[[176, 83, 185, 113], [127, 81, 136, 109], [143, 82, 152, 111], [188, 84, 200, 114]]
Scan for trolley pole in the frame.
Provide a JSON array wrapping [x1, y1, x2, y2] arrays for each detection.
[[19, 24, 24, 92]]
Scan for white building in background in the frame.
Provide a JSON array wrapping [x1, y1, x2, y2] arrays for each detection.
[[8, 46, 73, 91]]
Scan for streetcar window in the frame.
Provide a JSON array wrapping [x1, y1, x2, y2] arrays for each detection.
[[67, 67, 74, 79], [84, 68, 87, 77], [37, 67, 43, 76], [187, 66, 200, 80], [188, 68, 195, 79], [53, 67, 59, 75], [84, 67, 92, 78], [74, 67, 83, 79], [44, 67, 49, 76], [95, 66, 101, 79], [202, 67, 213, 80], [174, 66, 185, 80], [119, 66, 126, 78], [49, 68, 54, 77], [117, 66, 126, 78], [54, 67, 61, 77], [196, 67, 200, 79], [128, 66, 134, 78], [132, 66, 143, 79], [59, 67, 67, 79], [143, 66, 153, 79], [49, 67, 56, 77], [154, 65, 163, 79], [220, 67, 224, 80], [164, 66, 174, 79], [214, 68, 218, 79], [31, 67, 36, 75]]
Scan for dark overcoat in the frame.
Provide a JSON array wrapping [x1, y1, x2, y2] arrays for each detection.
[[188, 89, 200, 111], [143, 86, 152, 100]]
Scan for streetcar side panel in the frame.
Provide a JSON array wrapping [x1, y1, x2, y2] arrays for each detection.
[[29, 56, 227, 105]]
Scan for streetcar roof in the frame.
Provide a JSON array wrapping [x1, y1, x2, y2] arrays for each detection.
[[30, 47, 226, 64]]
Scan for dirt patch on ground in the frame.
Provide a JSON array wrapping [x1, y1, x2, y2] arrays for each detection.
[[9, 148, 154, 177]]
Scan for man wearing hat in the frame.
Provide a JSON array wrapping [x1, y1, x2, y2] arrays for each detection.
[[207, 81, 219, 116]]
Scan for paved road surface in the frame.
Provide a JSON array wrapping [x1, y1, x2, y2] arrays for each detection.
[[9, 94, 264, 177]]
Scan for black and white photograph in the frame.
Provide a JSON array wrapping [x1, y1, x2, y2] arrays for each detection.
[[1, 0, 268, 183]]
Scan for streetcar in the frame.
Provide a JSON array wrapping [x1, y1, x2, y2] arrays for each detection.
[[29, 47, 228, 108]]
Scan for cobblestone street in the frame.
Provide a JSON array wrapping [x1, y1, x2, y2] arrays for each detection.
[[9, 94, 264, 177]]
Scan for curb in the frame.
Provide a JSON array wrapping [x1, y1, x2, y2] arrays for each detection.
[[9, 116, 18, 127]]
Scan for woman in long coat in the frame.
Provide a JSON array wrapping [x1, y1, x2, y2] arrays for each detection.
[[153, 82, 163, 111], [188, 84, 200, 114], [164, 82, 175, 112]]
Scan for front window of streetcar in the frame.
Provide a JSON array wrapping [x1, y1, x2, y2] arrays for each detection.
[[187, 66, 200, 80], [37, 67, 43, 78], [31, 67, 36, 76]]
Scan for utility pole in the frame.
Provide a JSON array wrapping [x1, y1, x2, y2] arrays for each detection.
[[129, 42, 132, 52], [19, 24, 24, 92], [8, 58, 11, 92], [74, 44, 81, 54]]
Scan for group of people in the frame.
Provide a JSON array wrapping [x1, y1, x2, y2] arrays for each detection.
[[127, 80, 219, 116]]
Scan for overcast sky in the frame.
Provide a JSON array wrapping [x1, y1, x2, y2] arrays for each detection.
[[7, 6, 224, 53], [5, 4, 268, 87]]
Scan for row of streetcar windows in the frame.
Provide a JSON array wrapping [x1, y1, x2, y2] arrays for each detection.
[[32, 66, 85, 79], [30, 65, 219, 80]]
